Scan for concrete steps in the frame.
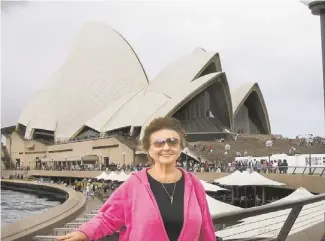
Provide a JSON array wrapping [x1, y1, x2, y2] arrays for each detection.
[[33, 208, 101, 241], [189, 136, 325, 162]]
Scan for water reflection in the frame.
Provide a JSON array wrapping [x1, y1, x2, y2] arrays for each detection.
[[1, 189, 64, 224]]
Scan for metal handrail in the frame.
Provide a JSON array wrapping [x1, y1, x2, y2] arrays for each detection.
[[212, 192, 325, 224]]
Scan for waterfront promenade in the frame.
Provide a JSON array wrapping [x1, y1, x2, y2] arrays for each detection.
[[2, 170, 324, 241]]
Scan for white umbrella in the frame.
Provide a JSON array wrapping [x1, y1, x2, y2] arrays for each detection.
[[95, 172, 110, 180], [249, 171, 285, 186], [206, 194, 243, 216], [213, 170, 243, 186], [104, 171, 119, 181], [200, 180, 229, 192], [116, 170, 130, 182], [214, 170, 285, 186], [216, 188, 325, 239]]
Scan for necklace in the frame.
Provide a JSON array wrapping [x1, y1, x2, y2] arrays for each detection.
[[161, 182, 177, 204]]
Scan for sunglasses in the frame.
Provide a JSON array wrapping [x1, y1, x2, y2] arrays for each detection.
[[150, 137, 180, 148]]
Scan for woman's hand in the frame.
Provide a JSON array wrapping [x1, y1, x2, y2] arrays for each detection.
[[56, 231, 88, 241]]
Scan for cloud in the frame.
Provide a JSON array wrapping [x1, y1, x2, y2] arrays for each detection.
[[1, 0, 324, 137]]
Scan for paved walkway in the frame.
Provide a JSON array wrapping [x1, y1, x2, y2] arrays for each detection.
[[286, 222, 325, 241], [75, 195, 103, 219]]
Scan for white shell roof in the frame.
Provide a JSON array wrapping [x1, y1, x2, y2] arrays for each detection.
[[20, 89, 58, 139], [139, 72, 232, 140], [86, 88, 170, 133], [18, 23, 148, 140], [231, 82, 271, 133], [17, 22, 270, 141], [147, 47, 222, 98], [85, 48, 230, 137]]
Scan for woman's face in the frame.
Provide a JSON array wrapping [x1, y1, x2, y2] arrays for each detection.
[[148, 129, 182, 165]]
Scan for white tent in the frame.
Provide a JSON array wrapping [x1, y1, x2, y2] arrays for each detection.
[[206, 195, 243, 216], [248, 171, 285, 186], [214, 170, 285, 186], [213, 171, 244, 186], [95, 172, 110, 180], [268, 187, 314, 204], [200, 180, 229, 192], [104, 171, 119, 181], [116, 170, 130, 182], [216, 188, 325, 240]]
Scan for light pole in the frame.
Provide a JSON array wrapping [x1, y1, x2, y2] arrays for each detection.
[[99, 153, 102, 170], [302, 0, 325, 133], [224, 144, 231, 166], [265, 140, 273, 163], [183, 147, 189, 163], [122, 152, 126, 166]]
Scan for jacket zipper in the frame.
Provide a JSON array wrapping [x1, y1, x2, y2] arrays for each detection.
[[177, 186, 192, 241], [144, 184, 170, 241]]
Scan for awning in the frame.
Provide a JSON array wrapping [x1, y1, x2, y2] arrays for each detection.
[[214, 170, 285, 186], [206, 194, 243, 216], [66, 156, 82, 161], [200, 180, 229, 192], [40, 158, 52, 162], [82, 155, 98, 161]]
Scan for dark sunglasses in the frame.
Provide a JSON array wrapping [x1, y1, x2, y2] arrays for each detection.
[[150, 138, 180, 148]]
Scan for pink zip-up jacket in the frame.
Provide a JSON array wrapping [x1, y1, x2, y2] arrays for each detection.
[[77, 168, 216, 241]]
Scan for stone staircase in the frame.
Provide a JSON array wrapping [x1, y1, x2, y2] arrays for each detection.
[[33, 206, 119, 241], [189, 135, 325, 162]]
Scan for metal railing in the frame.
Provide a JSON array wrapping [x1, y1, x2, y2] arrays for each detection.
[[212, 193, 325, 241], [32, 192, 325, 241], [4, 165, 325, 178]]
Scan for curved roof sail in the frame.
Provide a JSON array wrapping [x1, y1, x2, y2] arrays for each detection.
[[18, 23, 148, 140], [231, 83, 271, 134], [147, 48, 222, 98], [16, 23, 272, 143], [139, 72, 233, 140]]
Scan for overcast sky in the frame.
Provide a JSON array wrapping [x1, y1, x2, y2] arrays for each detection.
[[1, 0, 324, 137]]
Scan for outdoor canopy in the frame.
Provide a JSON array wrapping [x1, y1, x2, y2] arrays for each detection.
[[95, 172, 110, 180], [213, 170, 285, 186], [200, 180, 229, 192], [215, 187, 325, 239], [206, 194, 243, 216]]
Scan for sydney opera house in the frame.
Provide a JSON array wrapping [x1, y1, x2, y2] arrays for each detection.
[[2, 23, 271, 168]]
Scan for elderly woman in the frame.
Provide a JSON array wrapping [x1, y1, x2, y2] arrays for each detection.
[[57, 117, 215, 241]]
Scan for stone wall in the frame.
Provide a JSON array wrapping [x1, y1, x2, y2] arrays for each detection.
[[1, 180, 87, 241]]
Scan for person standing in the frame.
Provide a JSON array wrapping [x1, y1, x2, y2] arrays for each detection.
[[56, 117, 215, 241]]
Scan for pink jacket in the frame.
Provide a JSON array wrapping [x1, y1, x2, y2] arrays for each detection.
[[77, 168, 216, 241]]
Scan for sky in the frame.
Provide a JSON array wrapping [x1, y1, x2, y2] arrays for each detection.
[[1, 0, 324, 138]]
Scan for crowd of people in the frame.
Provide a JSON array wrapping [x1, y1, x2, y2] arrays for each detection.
[[9, 157, 292, 174], [175, 158, 289, 174]]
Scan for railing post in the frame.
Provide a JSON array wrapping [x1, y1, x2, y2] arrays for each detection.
[[312, 167, 317, 175], [320, 167, 325, 177], [293, 167, 297, 174], [302, 167, 307, 175], [321, 212, 325, 241], [275, 206, 303, 241], [321, 233, 325, 241]]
